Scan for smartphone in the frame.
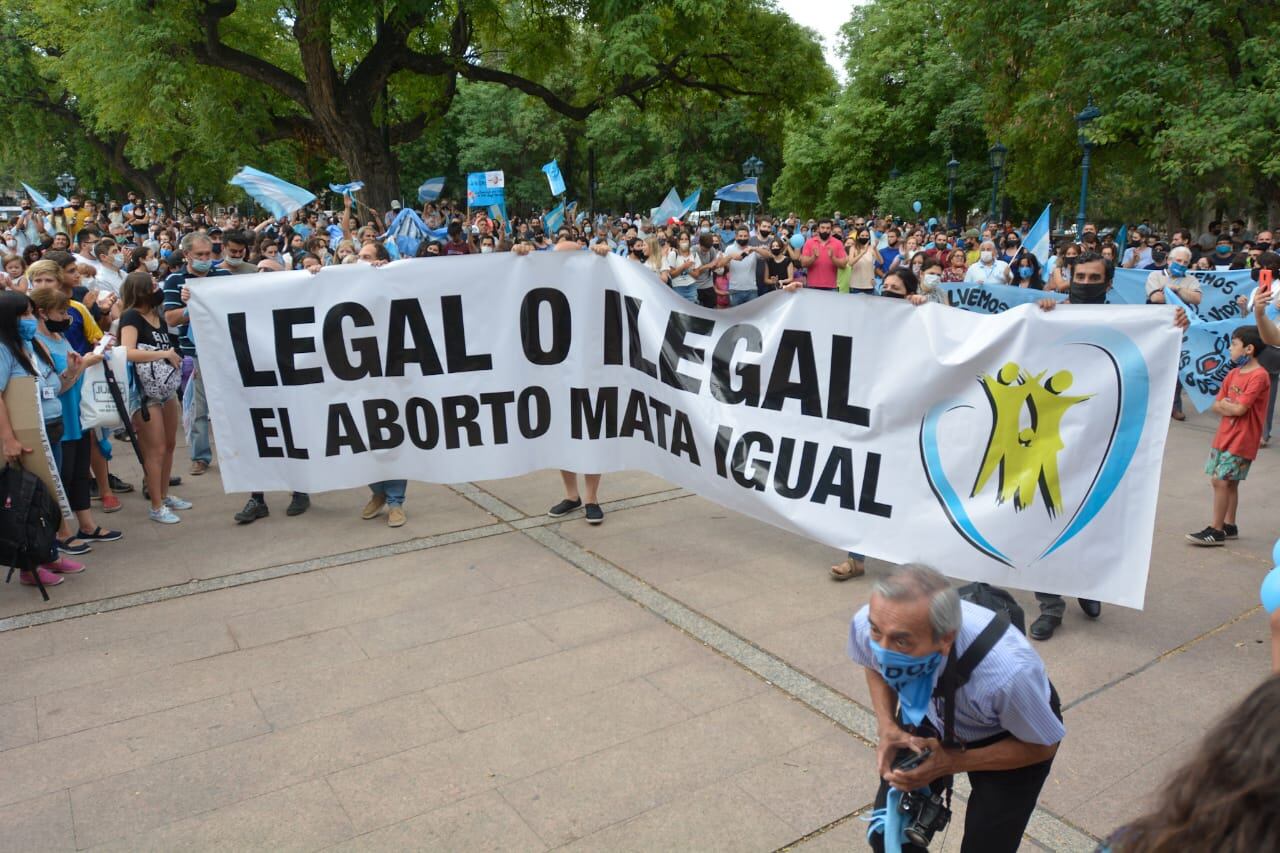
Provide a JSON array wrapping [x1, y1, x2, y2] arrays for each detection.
[[892, 748, 932, 772]]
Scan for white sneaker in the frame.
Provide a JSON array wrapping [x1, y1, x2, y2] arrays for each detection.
[[149, 507, 181, 524], [164, 495, 193, 511]]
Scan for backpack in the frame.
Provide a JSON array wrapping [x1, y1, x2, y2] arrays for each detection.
[[0, 464, 63, 598], [956, 581, 1026, 635]]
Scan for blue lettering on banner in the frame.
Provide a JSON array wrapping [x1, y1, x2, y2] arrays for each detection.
[[941, 283, 1066, 315], [1163, 286, 1250, 412]]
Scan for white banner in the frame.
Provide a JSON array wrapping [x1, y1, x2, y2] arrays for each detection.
[[190, 254, 1181, 608]]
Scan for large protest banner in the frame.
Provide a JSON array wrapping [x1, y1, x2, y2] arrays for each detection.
[[190, 254, 1181, 607]]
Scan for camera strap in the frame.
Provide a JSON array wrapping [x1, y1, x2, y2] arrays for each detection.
[[933, 611, 1010, 749]]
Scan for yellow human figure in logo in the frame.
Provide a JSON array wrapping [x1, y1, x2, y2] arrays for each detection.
[[972, 362, 1090, 515]]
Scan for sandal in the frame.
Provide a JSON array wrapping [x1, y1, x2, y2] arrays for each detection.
[[830, 557, 865, 582]]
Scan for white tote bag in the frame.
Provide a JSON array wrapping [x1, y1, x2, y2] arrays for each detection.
[[79, 346, 130, 430]]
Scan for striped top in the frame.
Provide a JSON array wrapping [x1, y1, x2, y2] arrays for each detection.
[[848, 600, 1066, 746]]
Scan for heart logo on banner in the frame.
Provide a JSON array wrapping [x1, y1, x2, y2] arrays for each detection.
[[919, 328, 1150, 568]]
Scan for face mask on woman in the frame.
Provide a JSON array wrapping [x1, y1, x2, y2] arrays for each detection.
[[145, 258, 159, 272], [1018, 265, 1033, 279]]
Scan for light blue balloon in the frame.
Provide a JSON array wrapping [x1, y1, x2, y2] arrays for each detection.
[[790, 234, 804, 250], [1272, 538, 1280, 566], [912, 200, 922, 213], [1262, 566, 1280, 613]]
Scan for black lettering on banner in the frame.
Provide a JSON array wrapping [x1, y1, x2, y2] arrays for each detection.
[[620, 389, 655, 443], [279, 408, 309, 459], [713, 424, 733, 477], [731, 431, 772, 491], [603, 290, 623, 365], [326, 403, 367, 456], [442, 394, 483, 449], [441, 295, 493, 373], [275, 307, 324, 385], [230, 313, 277, 386], [827, 336, 871, 426], [811, 446, 857, 510], [710, 324, 762, 405], [570, 387, 618, 439], [669, 410, 699, 465], [520, 288, 572, 365], [250, 408, 284, 458], [763, 330, 821, 416], [386, 298, 443, 377], [363, 399, 405, 450], [774, 437, 818, 498], [323, 302, 382, 381], [860, 452, 893, 518], [479, 391, 516, 444], [405, 398, 440, 449], [649, 397, 671, 450], [517, 387, 551, 438], [624, 296, 658, 378], [659, 311, 713, 395]]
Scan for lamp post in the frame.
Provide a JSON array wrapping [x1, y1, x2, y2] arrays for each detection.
[[741, 155, 764, 223], [1075, 96, 1101, 237], [987, 143, 1006, 222], [56, 172, 76, 196], [946, 158, 959, 230], [889, 166, 901, 181]]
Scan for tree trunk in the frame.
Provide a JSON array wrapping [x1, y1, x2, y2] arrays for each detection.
[[320, 115, 401, 218]]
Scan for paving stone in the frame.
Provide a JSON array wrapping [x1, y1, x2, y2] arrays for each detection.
[[329, 790, 548, 852], [0, 790, 75, 853]]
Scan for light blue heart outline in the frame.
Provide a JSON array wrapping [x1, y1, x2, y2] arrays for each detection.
[[919, 327, 1148, 567]]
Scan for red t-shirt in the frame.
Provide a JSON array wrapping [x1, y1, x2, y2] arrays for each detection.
[[1212, 365, 1271, 459], [802, 236, 847, 289]]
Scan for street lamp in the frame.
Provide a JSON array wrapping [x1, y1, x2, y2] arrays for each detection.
[[987, 143, 1006, 221], [889, 166, 901, 181], [56, 172, 76, 196], [1075, 96, 1101, 237], [741, 155, 764, 223], [946, 159, 959, 230]]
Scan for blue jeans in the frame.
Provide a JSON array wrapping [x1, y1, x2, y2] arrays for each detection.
[[672, 283, 698, 303], [185, 358, 212, 464], [729, 290, 756, 306], [369, 480, 406, 507]]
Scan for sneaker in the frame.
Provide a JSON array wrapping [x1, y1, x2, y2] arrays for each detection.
[[43, 558, 85, 574], [58, 538, 92, 556], [361, 494, 387, 520], [286, 493, 310, 517], [163, 495, 193, 511], [108, 474, 134, 493], [76, 527, 122, 542], [1185, 526, 1225, 546], [20, 567, 63, 587], [234, 498, 269, 524], [584, 503, 604, 525], [387, 507, 406, 528], [1224, 523, 1239, 540], [101, 494, 122, 513], [149, 506, 181, 524], [547, 498, 583, 518], [190, 460, 209, 476]]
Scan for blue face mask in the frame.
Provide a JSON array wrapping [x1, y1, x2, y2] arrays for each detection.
[[17, 317, 37, 342], [869, 639, 944, 726], [1018, 265, 1033, 279], [1217, 244, 1232, 255], [1169, 262, 1188, 278], [189, 258, 213, 274]]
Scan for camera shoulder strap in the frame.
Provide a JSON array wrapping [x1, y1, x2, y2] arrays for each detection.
[[934, 611, 1010, 749]]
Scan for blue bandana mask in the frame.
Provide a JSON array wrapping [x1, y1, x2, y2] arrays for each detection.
[[869, 639, 943, 726]]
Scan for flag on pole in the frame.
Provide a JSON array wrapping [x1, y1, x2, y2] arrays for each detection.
[[381, 208, 431, 257], [713, 178, 761, 204], [466, 171, 505, 207], [328, 181, 364, 198], [1024, 204, 1052, 265], [678, 188, 701, 219], [417, 176, 445, 203], [1114, 224, 1129, 264], [542, 160, 566, 196], [21, 183, 64, 213], [650, 188, 683, 222], [543, 200, 566, 234], [229, 166, 316, 219]]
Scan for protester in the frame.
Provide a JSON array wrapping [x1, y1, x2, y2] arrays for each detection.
[[1186, 325, 1269, 546], [964, 240, 1012, 285], [723, 226, 761, 306], [849, 564, 1062, 853], [662, 233, 698, 301]]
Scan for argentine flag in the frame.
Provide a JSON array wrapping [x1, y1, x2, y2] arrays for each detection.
[[1024, 204, 1052, 266], [713, 178, 761, 205], [229, 166, 316, 219], [544, 201, 566, 234], [22, 183, 67, 213], [418, 177, 445, 203], [542, 160, 566, 196]]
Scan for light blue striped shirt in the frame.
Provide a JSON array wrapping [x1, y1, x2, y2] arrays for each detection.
[[848, 600, 1066, 746]]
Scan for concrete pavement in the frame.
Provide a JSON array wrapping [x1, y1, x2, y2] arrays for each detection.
[[0, 405, 1273, 850]]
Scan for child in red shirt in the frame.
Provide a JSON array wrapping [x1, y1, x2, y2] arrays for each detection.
[[1187, 325, 1271, 545]]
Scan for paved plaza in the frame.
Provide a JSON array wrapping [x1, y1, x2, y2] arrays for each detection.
[[0, 406, 1272, 852]]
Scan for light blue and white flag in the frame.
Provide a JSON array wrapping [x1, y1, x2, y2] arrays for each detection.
[[941, 282, 1066, 315], [650, 188, 682, 222], [328, 181, 363, 198], [713, 177, 761, 205], [417, 176, 445, 203], [678, 188, 701, 220], [381, 207, 430, 257], [21, 183, 65, 213], [229, 166, 316, 219], [1024, 204, 1051, 265], [543, 201, 566, 234], [542, 160, 566, 197]]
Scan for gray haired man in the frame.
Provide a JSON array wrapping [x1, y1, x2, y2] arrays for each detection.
[[848, 565, 1063, 852]]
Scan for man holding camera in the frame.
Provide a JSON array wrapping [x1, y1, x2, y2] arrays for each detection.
[[848, 565, 1064, 852]]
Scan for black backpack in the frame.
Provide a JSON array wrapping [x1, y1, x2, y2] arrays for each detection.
[[0, 465, 63, 600], [956, 581, 1026, 634]]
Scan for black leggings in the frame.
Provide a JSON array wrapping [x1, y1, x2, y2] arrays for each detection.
[[59, 432, 92, 514]]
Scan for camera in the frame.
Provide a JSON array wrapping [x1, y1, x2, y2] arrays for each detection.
[[898, 789, 951, 848]]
